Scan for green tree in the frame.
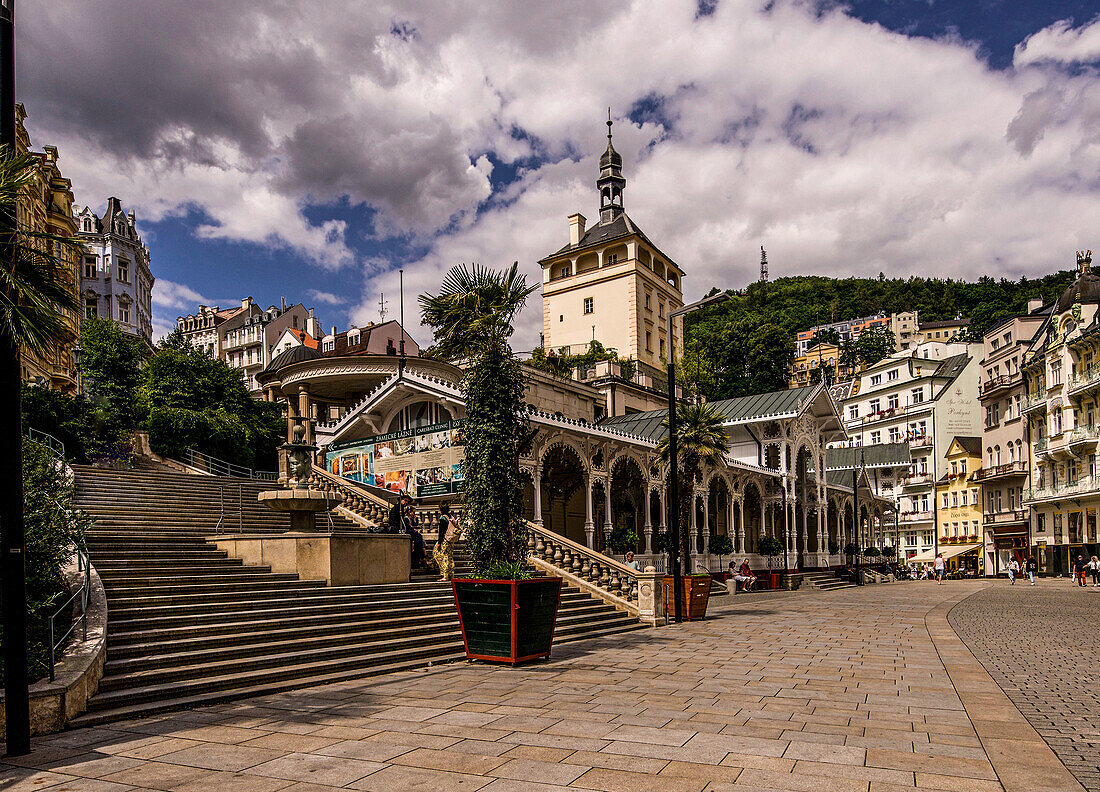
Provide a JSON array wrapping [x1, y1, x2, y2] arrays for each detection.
[[81, 316, 148, 458], [656, 403, 728, 573], [420, 263, 537, 577], [852, 326, 895, 367], [139, 341, 283, 468]]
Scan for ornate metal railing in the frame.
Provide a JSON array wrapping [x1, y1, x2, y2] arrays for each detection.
[[971, 461, 1028, 481], [526, 521, 639, 614]]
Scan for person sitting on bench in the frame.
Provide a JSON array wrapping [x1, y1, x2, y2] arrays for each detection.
[[732, 559, 757, 592]]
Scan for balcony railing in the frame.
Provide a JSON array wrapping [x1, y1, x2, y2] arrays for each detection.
[[971, 461, 1029, 481], [1024, 475, 1100, 502], [1034, 437, 1049, 453], [901, 472, 933, 487], [1070, 364, 1100, 394], [1068, 424, 1100, 445], [899, 510, 933, 524], [983, 509, 1028, 526], [1022, 392, 1047, 413], [980, 374, 1015, 395]]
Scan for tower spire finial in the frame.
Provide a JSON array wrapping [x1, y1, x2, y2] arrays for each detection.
[[607, 107, 613, 140], [597, 109, 625, 223]]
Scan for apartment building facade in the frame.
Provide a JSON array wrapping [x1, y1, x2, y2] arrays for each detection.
[[975, 304, 1046, 575], [934, 436, 983, 573], [1022, 253, 1100, 576], [837, 341, 982, 560]]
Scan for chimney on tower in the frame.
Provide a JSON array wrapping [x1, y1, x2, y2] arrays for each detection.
[[568, 213, 586, 247]]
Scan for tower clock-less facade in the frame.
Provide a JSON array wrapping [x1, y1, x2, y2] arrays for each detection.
[[539, 119, 685, 376]]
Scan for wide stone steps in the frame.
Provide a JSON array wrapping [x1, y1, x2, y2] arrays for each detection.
[[71, 464, 647, 726]]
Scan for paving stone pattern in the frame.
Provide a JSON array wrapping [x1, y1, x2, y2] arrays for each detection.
[[3, 583, 1023, 791], [949, 582, 1100, 792]]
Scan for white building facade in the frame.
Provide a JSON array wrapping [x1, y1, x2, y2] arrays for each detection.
[[75, 198, 154, 345]]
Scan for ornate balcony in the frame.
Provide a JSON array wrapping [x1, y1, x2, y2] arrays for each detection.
[[899, 510, 933, 524], [1021, 391, 1047, 414], [901, 472, 933, 488], [980, 374, 1015, 397], [1024, 475, 1100, 503], [1069, 365, 1100, 396], [1068, 424, 1100, 452], [983, 509, 1029, 528], [971, 461, 1029, 482]]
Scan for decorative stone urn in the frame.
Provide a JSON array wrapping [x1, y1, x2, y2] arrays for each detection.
[[258, 423, 342, 532]]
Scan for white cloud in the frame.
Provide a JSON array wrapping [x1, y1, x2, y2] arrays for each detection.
[[18, 0, 1100, 354], [1015, 16, 1100, 67], [307, 289, 345, 306], [151, 279, 210, 312]]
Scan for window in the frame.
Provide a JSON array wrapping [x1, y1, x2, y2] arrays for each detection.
[[960, 491, 968, 507], [606, 253, 619, 265], [888, 369, 898, 381], [83, 256, 97, 279], [1050, 360, 1062, 386], [889, 427, 901, 442], [943, 494, 949, 508], [870, 430, 881, 444], [119, 304, 130, 324], [645, 331, 652, 352], [911, 387, 924, 404], [583, 297, 593, 314], [971, 487, 979, 505], [871, 374, 882, 386], [659, 338, 666, 358], [848, 406, 859, 420], [658, 302, 665, 318], [558, 267, 569, 279], [951, 461, 958, 476], [117, 259, 129, 283], [951, 492, 958, 507], [645, 293, 651, 310], [888, 394, 899, 410], [84, 296, 97, 319], [869, 398, 881, 413]]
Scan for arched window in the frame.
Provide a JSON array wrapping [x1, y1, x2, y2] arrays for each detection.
[[994, 445, 1001, 465]]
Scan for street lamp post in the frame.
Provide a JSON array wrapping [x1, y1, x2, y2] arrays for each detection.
[[0, 0, 31, 757], [667, 292, 729, 623]]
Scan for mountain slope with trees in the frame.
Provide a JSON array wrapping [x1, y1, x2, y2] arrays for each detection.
[[683, 270, 1077, 401]]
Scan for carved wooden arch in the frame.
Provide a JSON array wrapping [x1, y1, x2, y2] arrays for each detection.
[[536, 434, 591, 477]]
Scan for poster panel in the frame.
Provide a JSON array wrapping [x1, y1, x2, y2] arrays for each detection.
[[329, 420, 465, 497]]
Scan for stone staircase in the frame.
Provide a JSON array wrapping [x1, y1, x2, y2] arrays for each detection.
[[71, 465, 646, 726], [799, 571, 856, 591]]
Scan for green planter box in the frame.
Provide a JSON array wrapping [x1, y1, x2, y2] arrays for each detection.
[[451, 577, 562, 664]]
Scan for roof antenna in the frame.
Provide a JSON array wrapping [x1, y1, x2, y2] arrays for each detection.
[[378, 292, 388, 323], [760, 246, 769, 282]]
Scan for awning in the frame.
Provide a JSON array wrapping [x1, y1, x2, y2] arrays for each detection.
[[909, 543, 982, 564]]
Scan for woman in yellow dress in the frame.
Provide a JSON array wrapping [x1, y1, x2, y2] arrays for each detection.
[[433, 503, 459, 581]]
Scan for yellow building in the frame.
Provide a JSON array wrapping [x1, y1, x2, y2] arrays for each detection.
[[538, 119, 684, 376], [934, 436, 984, 573], [15, 104, 80, 393], [789, 342, 861, 387]]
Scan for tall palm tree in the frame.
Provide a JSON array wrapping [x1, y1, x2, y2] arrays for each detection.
[[419, 263, 537, 575], [657, 402, 728, 573]]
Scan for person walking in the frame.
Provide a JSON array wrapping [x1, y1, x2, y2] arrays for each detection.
[[432, 503, 459, 581], [1073, 554, 1087, 587], [933, 553, 946, 584], [1025, 555, 1038, 585], [1007, 557, 1019, 585], [1089, 555, 1100, 588]]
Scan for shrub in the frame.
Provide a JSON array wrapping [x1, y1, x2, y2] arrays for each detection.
[[864, 546, 881, 557], [607, 523, 639, 555], [757, 535, 785, 557], [710, 533, 734, 560], [828, 539, 840, 555], [843, 542, 860, 556]]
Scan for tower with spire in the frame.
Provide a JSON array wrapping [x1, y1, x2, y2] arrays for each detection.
[[538, 113, 685, 378]]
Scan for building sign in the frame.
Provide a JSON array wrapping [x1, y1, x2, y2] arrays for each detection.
[[328, 420, 465, 497], [940, 386, 976, 436]]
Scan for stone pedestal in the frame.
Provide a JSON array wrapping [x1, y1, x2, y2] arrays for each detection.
[[211, 532, 411, 586], [258, 487, 342, 532], [635, 567, 663, 626]]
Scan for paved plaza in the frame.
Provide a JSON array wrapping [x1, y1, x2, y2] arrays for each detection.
[[2, 582, 1086, 792], [950, 581, 1100, 792]]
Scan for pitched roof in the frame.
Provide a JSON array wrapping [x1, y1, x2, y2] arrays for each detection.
[[947, 436, 982, 458], [933, 353, 970, 382], [599, 386, 818, 442], [826, 442, 910, 471], [918, 318, 969, 329], [539, 211, 676, 269]]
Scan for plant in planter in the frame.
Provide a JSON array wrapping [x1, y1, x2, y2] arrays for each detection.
[[843, 541, 860, 558], [756, 534, 793, 588], [607, 522, 638, 556], [420, 263, 560, 664], [828, 539, 840, 556], [864, 546, 881, 558], [710, 533, 734, 570]]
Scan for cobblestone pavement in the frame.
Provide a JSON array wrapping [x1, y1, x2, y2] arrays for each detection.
[[1, 582, 1077, 792], [949, 580, 1100, 792]]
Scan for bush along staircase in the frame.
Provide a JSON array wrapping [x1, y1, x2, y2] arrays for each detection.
[[71, 464, 647, 725]]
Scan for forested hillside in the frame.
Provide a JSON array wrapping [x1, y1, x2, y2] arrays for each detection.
[[682, 270, 1078, 401]]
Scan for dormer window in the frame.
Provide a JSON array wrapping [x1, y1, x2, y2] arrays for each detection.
[[323, 339, 334, 352]]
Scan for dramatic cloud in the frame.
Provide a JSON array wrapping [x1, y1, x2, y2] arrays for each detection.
[[1015, 16, 1100, 66], [151, 279, 211, 313], [19, 1, 1100, 349], [307, 289, 346, 306]]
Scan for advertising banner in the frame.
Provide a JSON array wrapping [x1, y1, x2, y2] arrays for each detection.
[[328, 420, 465, 498]]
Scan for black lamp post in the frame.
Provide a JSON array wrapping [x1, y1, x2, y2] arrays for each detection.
[[667, 291, 729, 622], [0, 0, 30, 757]]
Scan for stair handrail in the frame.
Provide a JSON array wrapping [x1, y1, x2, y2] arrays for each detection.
[[47, 545, 90, 682], [26, 427, 66, 459], [175, 448, 278, 481], [526, 520, 639, 613]]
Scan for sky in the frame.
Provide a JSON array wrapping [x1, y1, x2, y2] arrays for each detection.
[[17, 0, 1100, 348]]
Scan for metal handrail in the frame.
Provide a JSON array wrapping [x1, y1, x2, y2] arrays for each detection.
[[215, 482, 244, 534], [48, 546, 90, 682], [26, 427, 65, 459], [178, 448, 278, 480]]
